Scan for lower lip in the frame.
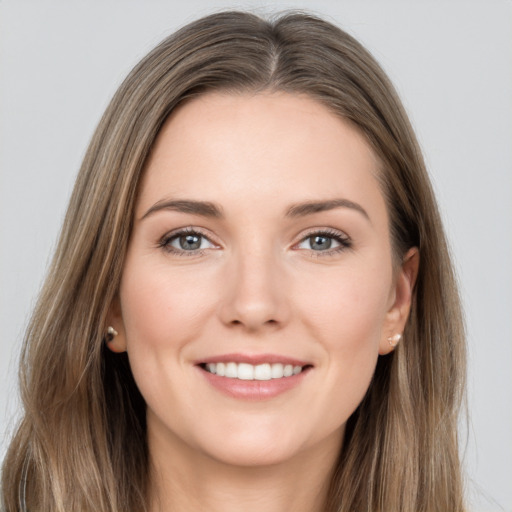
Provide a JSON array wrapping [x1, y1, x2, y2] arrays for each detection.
[[198, 366, 311, 400]]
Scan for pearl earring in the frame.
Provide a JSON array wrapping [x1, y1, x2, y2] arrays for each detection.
[[105, 326, 118, 343], [387, 333, 402, 347]]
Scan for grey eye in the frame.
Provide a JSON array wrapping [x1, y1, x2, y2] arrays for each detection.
[[298, 235, 341, 251], [309, 235, 333, 251], [166, 232, 215, 252], [178, 234, 202, 250]]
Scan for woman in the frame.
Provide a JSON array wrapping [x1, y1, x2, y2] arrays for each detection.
[[1, 10, 466, 512]]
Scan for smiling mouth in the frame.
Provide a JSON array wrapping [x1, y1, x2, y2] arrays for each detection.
[[199, 362, 312, 381]]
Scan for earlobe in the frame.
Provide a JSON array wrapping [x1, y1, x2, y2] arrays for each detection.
[[105, 298, 127, 353], [387, 333, 402, 348], [104, 325, 127, 353], [379, 247, 419, 355]]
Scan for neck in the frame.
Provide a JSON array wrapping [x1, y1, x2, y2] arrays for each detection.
[[148, 429, 342, 512]]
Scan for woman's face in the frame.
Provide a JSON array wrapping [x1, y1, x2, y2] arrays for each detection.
[[109, 92, 416, 469]]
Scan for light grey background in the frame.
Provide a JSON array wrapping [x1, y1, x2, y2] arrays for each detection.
[[1, 1, 511, 510]]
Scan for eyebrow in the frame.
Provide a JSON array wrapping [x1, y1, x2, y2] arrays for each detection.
[[285, 199, 370, 221], [140, 199, 224, 220], [140, 197, 370, 222]]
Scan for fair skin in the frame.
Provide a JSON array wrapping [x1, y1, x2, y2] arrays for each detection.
[[108, 92, 418, 512]]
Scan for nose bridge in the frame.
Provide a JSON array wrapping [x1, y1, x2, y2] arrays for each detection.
[[219, 239, 288, 330]]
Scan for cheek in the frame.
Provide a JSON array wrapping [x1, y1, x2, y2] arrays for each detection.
[[294, 261, 392, 411], [117, 257, 223, 417], [119, 257, 219, 353], [297, 260, 392, 349]]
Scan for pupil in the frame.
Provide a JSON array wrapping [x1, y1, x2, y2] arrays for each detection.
[[311, 235, 331, 250], [180, 234, 201, 250]]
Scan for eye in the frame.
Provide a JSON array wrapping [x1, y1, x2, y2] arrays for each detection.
[[159, 228, 217, 255], [295, 229, 351, 254], [299, 234, 339, 251]]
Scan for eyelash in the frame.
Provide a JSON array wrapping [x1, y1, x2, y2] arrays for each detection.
[[158, 227, 352, 257]]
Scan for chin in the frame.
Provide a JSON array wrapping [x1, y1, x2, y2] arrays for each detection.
[[193, 419, 326, 469], [204, 440, 300, 468]]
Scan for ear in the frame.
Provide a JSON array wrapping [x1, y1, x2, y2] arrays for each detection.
[[379, 247, 419, 355], [105, 296, 127, 353]]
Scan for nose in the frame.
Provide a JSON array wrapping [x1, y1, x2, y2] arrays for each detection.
[[218, 246, 290, 332]]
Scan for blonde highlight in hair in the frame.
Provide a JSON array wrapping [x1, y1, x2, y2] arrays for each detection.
[[2, 11, 466, 512]]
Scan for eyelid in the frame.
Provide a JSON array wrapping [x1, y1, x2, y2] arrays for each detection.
[[295, 226, 351, 242]]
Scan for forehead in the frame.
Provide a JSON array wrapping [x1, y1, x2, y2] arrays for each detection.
[[137, 91, 385, 222]]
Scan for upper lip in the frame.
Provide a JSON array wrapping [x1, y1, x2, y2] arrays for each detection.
[[196, 353, 312, 367]]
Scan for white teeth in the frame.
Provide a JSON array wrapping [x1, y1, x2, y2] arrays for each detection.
[[216, 362, 225, 377], [237, 363, 254, 380], [225, 362, 237, 378], [271, 363, 284, 378], [254, 363, 272, 381], [203, 362, 305, 380]]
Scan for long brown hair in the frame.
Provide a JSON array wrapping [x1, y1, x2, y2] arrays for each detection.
[[2, 11, 466, 512]]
